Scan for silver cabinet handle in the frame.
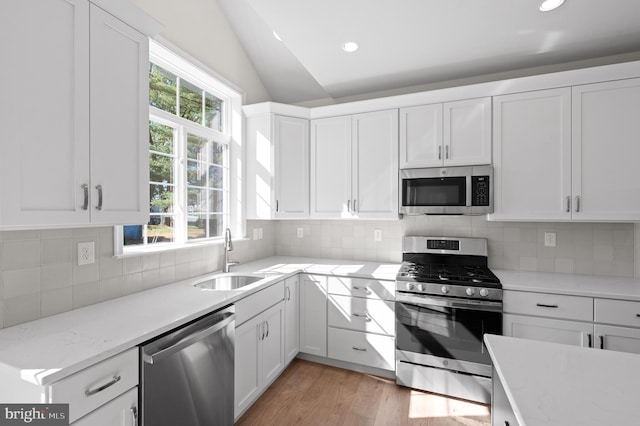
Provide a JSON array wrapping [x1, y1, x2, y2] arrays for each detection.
[[353, 199, 357, 212], [536, 303, 558, 308], [85, 375, 121, 396], [131, 406, 138, 426], [265, 321, 269, 339], [95, 185, 103, 211], [276, 200, 279, 213], [260, 322, 264, 341], [352, 286, 371, 295], [352, 313, 371, 322], [438, 146, 442, 160], [587, 333, 592, 348], [575, 195, 580, 213], [81, 184, 89, 210], [347, 200, 351, 212], [565, 196, 571, 213], [286, 286, 290, 301], [352, 347, 367, 352], [445, 145, 449, 159]]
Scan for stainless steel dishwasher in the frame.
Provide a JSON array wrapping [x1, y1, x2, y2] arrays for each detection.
[[140, 304, 235, 426]]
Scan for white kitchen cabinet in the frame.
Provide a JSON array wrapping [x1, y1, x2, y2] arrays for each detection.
[[399, 97, 491, 169], [571, 78, 640, 221], [594, 325, 640, 354], [327, 327, 395, 370], [311, 109, 398, 219], [234, 301, 285, 420], [73, 387, 138, 426], [245, 110, 310, 219], [503, 313, 593, 348], [0, 0, 149, 228], [490, 88, 572, 221], [284, 276, 299, 364], [299, 274, 328, 357], [491, 368, 519, 426]]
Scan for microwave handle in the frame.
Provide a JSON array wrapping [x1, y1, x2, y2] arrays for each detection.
[[466, 175, 472, 206], [438, 146, 442, 160]]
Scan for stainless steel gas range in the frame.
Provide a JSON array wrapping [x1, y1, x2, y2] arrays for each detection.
[[395, 236, 502, 404]]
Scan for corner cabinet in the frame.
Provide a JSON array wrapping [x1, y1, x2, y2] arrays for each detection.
[[399, 97, 491, 169], [0, 0, 150, 228], [245, 107, 310, 219], [284, 276, 300, 364], [310, 109, 399, 219]]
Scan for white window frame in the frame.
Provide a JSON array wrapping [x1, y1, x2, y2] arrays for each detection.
[[115, 39, 244, 256]]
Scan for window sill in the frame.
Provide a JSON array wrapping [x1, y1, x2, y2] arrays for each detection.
[[115, 236, 251, 259]]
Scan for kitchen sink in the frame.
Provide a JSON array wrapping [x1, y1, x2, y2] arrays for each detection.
[[194, 273, 265, 290]]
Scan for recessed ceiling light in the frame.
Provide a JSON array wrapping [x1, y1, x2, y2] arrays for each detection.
[[539, 0, 565, 12], [272, 31, 282, 41], [342, 41, 359, 53]]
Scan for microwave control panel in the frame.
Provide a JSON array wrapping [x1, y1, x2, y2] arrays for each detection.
[[471, 176, 490, 206]]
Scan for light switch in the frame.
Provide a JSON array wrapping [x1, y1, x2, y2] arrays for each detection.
[[253, 229, 259, 240], [258, 228, 263, 239], [297, 227, 304, 238], [374, 229, 382, 242], [544, 232, 557, 247]]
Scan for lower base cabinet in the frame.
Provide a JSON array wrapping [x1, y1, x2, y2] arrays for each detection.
[[327, 328, 395, 370], [234, 301, 285, 420], [491, 369, 519, 426], [503, 313, 592, 347], [73, 387, 138, 426]]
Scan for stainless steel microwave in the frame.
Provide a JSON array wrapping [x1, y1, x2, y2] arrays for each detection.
[[399, 165, 493, 215]]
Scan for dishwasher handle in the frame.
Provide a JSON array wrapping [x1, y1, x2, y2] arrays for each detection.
[[143, 311, 235, 365]]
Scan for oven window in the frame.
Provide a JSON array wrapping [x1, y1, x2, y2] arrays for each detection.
[[402, 177, 466, 206], [396, 301, 501, 365]]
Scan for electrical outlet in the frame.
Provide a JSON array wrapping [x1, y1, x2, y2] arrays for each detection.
[[258, 228, 263, 240], [297, 227, 304, 238], [253, 229, 259, 240], [374, 229, 382, 242], [544, 232, 557, 247], [78, 242, 95, 265]]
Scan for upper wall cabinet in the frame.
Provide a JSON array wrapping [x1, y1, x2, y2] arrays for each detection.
[[245, 111, 310, 219], [0, 0, 150, 228], [490, 88, 572, 221], [399, 97, 491, 169], [491, 78, 640, 222], [311, 109, 399, 219]]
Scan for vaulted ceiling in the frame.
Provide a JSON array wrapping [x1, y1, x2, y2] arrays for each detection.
[[219, 0, 640, 104]]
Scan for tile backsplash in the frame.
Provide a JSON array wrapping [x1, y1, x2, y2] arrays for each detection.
[[0, 217, 638, 329]]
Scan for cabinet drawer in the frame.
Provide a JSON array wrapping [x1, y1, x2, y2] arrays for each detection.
[[595, 299, 640, 328], [328, 295, 395, 336], [503, 290, 593, 321], [326, 276, 395, 301], [236, 281, 285, 326], [48, 348, 138, 423], [73, 386, 137, 426], [327, 328, 394, 371]]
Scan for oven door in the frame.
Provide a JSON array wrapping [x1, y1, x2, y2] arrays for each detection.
[[395, 292, 502, 375]]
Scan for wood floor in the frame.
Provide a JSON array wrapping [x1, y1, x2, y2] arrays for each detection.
[[236, 359, 491, 426]]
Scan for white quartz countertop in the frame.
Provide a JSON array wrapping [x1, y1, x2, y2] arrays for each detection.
[[484, 334, 640, 426], [495, 269, 640, 301], [0, 256, 399, 388]]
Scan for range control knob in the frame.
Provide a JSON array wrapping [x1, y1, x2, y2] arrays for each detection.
[[479, 288, 489, 297], [405, 282, 415, 291], [441, 285, 450, 294], [417, 283, 426, 292], [466, 287, 476, 296]]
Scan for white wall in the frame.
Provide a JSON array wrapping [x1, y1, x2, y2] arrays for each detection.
[[130, 0, 271, 104]]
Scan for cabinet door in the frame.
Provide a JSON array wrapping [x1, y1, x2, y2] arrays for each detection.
[[352, 110, 399, 218], [399, 104, 443, 168], [299, 275, 327, 356], [274, 116, 309, 218], [572, 78, 640, 221], [503, 314, 593, 348], [261, 301, 285, 386], [310, 116, 352, 218], [234, 315, 262, 419], [284, 277, 300, 364], [89, 5, 149, 225], [595, 325, 640, 355], [491, 88, 572, 221], [72, 387, 138, 426], [443, 97, 492, 166], [491, 370, 519, 426], [0, 0, 90, 227]]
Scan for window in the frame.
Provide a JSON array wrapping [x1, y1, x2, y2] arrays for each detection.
[[121, 41, 241, 251]]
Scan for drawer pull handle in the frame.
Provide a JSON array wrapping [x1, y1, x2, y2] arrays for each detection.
[[352, 313, 371, 322], [587, 333, 592, 348], [600, 335, 605, 350], [536, 303, 558, 308], [353, 286, 371, 294], [636, 314, 640, 318], [352, 347, 367, 352], [131, 406, 138, 426], [85, 375, 121, 396], [81, 184, 89, 210]]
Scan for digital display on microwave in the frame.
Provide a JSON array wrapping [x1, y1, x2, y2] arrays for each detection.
[[402, 176, 466, 206]]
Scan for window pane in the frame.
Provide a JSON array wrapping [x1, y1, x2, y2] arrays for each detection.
[[150, 153, 174, 184], [149, 121, 174, 155], [150, 184, 174, 214], [187, 214, 207, 240], [187, 133, 209, 160], [205, 92, 223, 131], [187, 160, 207, 187], [208, 214, 224, 238], [209, 165, 224, 190], [147, 217, 174, 244], [187, 188, 208, 214], [123, 225, 144, 246], [179, 79, 203, 125], [210, 189, 224, 212], [149, 64, 177, 114], [211, 141, 224, 165]]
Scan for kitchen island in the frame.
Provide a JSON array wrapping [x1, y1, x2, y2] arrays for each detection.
[[484, 334, 640, 426]]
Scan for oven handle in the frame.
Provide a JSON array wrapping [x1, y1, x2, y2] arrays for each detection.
[[395, 293, 502, 312]]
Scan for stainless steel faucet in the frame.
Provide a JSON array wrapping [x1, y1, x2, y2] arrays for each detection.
[[223, 228, 239, 272]]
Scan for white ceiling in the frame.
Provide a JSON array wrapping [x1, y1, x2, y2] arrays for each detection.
[[219, 0, 640, 104]]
